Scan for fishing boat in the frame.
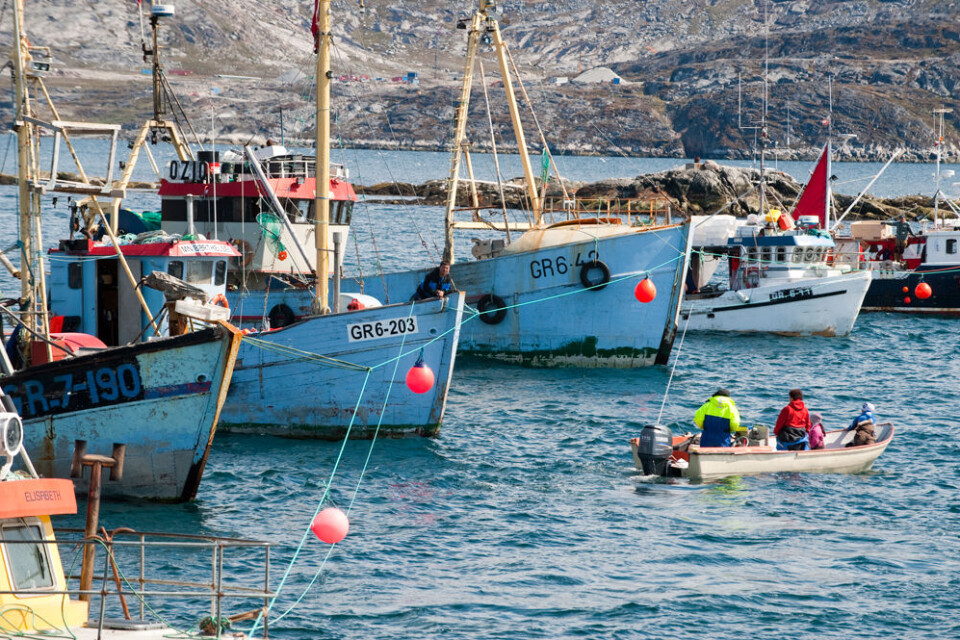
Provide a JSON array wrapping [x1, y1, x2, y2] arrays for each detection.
[[835, 109, 960, 314], [1, 1, 242, 501], [102, 1, 465, 439], [630, 422, 895, 481], [0, 394, 274, 637], [682, 143, 872, 336], [359, 1, 692, 368]]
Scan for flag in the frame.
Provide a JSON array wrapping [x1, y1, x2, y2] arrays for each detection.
[[540, 149, 550, 186], [311, 0, 321, 53]]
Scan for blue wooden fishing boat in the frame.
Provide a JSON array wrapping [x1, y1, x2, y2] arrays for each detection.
[[2, 235, 244, 501], [359, 2, 692, 367], [2, 11, 243, 501], [363, 223, 691, 367], [221, 294, 463, 439]]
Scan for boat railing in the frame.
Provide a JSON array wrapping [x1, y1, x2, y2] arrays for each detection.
[[541, 196, 674, 226], [224, 156, 349, 182], [3, 529, 276, 638], [451, 196, 676, 231]]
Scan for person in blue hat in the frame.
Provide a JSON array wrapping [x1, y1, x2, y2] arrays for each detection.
[[846, 402, 876, 447]]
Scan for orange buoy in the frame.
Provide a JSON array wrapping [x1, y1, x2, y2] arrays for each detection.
[[915, 282, 932, 299], [902, 286, 909, 293], [634, 278, 657, 303], [310, 507, 349, 544], [210, 293, 230, 308], [278, 250, 288, 261], [406, 355, 435, 394]]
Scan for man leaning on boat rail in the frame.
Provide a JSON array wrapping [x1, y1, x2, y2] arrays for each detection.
[[693, 389, 745, 447]]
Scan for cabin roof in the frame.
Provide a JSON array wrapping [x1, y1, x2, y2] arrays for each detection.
[[50, 239, 240, 258]]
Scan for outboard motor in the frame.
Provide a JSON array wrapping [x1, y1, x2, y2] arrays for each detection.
[[636, 424, 674, 476]]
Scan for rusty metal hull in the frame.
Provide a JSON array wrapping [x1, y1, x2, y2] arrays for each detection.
[[219, 294, 464, 439], [363, 223, 692, 367], [1, 326, 242, 501]]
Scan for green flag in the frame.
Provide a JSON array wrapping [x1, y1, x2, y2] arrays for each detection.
[[540, 149, 550, 186]]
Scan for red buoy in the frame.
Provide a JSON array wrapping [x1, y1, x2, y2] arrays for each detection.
[[406, 359, 435, 394], [278, 250, 288, 261], [915, 282, 932, 299], [902, 286, 909, 293], [634, 278, 657, 303], [310, 507, 349, 544], [904, 296, 912, 304]]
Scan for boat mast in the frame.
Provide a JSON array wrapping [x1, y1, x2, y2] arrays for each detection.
[[313, 0, 332, 314], [111, 2, 195, 232], [11, 0, 52, 357], [442, 6, 483, 264], [490, 7, 541, 225], [442, 1, 541, 264]]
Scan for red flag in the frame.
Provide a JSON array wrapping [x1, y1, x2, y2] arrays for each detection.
[[311, 0, 320, 53], [790, 144, 831, 229]]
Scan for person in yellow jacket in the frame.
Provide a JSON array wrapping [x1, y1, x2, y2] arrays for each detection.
[[693, 388, 745, 447]]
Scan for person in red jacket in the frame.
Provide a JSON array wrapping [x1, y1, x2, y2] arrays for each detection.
[[774, 388, 811, 450]]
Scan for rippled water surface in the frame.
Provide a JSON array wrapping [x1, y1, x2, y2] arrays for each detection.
[[2, 144, 958, 639], [50, 312, 959, 640]]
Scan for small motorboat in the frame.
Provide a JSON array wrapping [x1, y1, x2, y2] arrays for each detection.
[[630, 422, 895, 481]]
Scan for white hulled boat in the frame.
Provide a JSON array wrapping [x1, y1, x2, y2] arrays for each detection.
[[682, 144, 871, 336]]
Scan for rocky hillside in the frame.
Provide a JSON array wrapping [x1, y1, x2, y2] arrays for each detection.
[[1, 0, 958, 161]]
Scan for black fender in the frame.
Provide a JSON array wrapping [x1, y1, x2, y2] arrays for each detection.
[[477, 293, 507, 325], [580, 259, 611, 290]]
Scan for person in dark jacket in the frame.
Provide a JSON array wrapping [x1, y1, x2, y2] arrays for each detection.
[[413, 261, 453, 300], [846, 402, 876, 447], [774, 388, 811, 450]]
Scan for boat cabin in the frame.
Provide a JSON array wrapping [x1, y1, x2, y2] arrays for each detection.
[[0, 475, 87, 634], [47, 237, 239, 346], [727, 225, 836, 289], [847, 219, 960, 271], [156, 145, 356, 280]]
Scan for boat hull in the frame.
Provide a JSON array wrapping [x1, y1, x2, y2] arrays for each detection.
[[219, 294, 463, 439], [861, 266, 960, 313], [1, 326, 241, 501], [360, 224, 691, 368], [631, 424, 894, 481], [681, 270, 872, 336]]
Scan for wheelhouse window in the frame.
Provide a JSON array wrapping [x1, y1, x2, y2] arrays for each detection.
[[776, 247, 786, 264], [333, 201, 353, 226], [1, 522, 55, 591], [68, 263, 83, 289], [168, 261, 184, 280], [214, 260, 226, 286], [284, 199, 311, 223], [947, 239, 957, 255], [186, 261, 214, 284]]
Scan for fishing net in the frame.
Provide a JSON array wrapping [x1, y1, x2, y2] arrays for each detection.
[[255, 213, 288, 261]]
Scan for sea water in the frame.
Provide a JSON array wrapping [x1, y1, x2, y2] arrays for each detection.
[[1, 142, 958, 639]]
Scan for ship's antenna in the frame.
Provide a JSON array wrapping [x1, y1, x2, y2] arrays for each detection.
[[933, 107, 954, 225]]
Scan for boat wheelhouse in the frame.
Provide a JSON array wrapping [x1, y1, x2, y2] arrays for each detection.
[[841, 218, 960, 313], [156, 145, 355, 285], [47, 237, 239, 345]]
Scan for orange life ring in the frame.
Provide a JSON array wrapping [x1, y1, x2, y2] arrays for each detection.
[[210, 293, 230, 309]]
